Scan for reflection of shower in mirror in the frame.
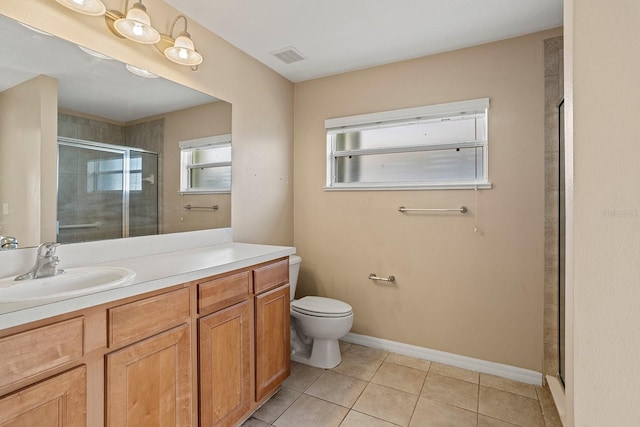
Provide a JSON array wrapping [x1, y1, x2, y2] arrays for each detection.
[[57, 138, 159, 244]]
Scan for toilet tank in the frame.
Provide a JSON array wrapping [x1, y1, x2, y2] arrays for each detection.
[[289, 255, 302, 301]]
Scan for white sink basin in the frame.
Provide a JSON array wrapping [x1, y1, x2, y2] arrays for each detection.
[[0, 267, 136, 303]]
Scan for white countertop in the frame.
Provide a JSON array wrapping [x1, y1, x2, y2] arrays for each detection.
[[0, 242, 295, 330]]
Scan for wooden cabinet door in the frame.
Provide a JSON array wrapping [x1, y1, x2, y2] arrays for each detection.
[[254, 284, 290, 401], [199, 301, 251, 427], [0, 366, 86, 427], [106, 324, 192, 427]]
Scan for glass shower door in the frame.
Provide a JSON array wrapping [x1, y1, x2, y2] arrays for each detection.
[[128, 150, 159, 237], [57, 142, 125, 243], [57, 140, 159, 243]]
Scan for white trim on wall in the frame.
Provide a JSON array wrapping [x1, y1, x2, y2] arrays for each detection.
[[325, 98, 490, 130], [342, 332, 543, 386]]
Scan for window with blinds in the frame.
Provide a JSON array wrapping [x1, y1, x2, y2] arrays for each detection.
[[325, 98, 491, 190]]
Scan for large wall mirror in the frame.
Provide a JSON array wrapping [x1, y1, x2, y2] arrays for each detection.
[[0, 14, 232, 251]]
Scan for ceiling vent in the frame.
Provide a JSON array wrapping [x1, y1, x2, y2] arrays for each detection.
[[271, 46, 307, 64]]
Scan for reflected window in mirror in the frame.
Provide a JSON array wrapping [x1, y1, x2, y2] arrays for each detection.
[[179, 134, 232, 194]]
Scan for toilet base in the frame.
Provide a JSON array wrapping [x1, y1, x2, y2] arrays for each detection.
[[291, 337, 342, 369]]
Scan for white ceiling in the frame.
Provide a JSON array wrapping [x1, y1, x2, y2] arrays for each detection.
[[165, 0, 563, 82]]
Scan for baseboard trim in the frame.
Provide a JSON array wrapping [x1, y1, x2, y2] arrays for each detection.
[[341, 332, 543, 386]]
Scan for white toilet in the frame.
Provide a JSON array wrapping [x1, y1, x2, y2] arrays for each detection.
[[289, 255, 353, 369]]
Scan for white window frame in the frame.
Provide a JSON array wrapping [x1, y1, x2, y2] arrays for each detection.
[[179, 134, 231, 194], [324, 98, 492, 191]]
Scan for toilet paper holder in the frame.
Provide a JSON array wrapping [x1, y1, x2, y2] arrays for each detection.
[[368, 273, 396, 283]]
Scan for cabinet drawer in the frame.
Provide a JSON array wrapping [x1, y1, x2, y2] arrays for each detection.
[[108, 288, 190, 347], [0, 317, 84, 389], [198, 271, 249, 314], [253, 259, 289, 294]]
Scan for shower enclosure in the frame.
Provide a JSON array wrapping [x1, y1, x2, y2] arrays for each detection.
[[57, 138, 158, 243]]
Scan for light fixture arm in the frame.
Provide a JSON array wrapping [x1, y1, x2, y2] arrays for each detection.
[[169, 15, 190, 38], [156, 15, 202, 70]]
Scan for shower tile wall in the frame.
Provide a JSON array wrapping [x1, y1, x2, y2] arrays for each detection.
[[58, 112, 126, 145], [543, 36, 563, 378], [58, 113, 164, 155], [124, 119, 164, 154]]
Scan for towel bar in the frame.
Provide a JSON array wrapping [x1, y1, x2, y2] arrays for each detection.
[[398, 206, 467, 213], [183, 204, 219, 211], [368, 273, 396, 282]]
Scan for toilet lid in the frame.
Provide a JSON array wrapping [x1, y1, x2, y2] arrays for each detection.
[[291, 296, 353, 318]]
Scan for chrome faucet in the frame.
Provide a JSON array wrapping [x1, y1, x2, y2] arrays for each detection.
[[0, 236, 18, 250], [15, 242, 65, 281]]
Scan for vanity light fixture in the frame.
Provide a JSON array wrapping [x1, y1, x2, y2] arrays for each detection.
[[110, 0, 160, 44], [53, 0, 202, 70], [157, 15, 203, 67], [55, 0, 106, 16]]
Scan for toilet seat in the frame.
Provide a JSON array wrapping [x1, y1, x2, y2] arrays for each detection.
[[291, 296, 353, 318]]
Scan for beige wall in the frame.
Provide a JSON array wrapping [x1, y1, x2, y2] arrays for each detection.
[[0, 75, 57, 247], [294, 28, 562, 371], [0, 0, 294, 246], [161, 101, 232, 233], [566, 0, 640, 424]]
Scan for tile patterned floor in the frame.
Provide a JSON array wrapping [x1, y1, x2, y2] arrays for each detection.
[[243, 343, 563, 427]]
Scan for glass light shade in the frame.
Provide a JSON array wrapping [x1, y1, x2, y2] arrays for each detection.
[[113, 3, 160, 44], [164, 33, 203, 66], [18, 22, 53, 36], [56, 0, 106, 16], [78, 45, 113, 60], [125, 64, 159, 78]]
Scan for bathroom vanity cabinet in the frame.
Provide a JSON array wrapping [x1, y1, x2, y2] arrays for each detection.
[[105, 288, 192, 426], [0, 257, 290, 427], [253, 259, 291, 402], [197, 271, 252, 427]]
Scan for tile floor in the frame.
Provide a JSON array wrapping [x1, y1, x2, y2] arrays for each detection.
[[242, 342, 563, 427]]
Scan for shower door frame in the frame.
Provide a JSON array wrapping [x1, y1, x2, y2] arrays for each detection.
[[558, 99, 566, 388]]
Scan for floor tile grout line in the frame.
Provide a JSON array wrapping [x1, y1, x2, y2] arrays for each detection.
[[477, 379, 481, 423], [341, 409, 404, 427], [301, 372, 368, 410], [405, 386, 422, 426], [268, 385, 311, 426], [535, 388, 548, 427]]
